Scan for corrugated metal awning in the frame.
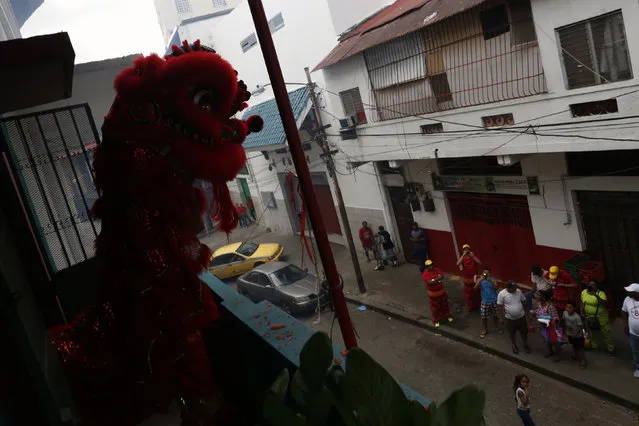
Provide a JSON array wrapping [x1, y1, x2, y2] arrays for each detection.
[[314, 0, 487, 71]]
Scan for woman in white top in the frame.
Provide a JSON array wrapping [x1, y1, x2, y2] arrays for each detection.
[[526, 265, 549, 310], [513, 374, 536, 426]]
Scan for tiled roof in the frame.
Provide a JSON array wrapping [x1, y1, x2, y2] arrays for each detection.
[[241, 86, 311, 150]]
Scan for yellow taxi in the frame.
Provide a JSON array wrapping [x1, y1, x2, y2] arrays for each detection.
[[209, 241, 284, 279]]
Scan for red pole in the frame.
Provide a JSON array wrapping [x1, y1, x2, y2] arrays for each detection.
[[247, 0, 358, 349]]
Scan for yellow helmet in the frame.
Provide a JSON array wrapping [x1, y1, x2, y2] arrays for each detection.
[[549, 265, 559, 279], [462, 244, 471, 250], [425, 259, 433, 266]]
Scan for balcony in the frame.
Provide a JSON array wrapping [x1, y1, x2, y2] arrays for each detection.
[[363, 1, 547, 121]]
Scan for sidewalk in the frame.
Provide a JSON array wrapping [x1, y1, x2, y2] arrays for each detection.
[[200, 226, 639, 410]]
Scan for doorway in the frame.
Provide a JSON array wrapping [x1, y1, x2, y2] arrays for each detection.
[[577, 191, 639, 305], [387, 186, 413, 258], [447, 193, 536, 283]]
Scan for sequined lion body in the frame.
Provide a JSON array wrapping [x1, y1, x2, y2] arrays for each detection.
[[50, 41, 262, 426]]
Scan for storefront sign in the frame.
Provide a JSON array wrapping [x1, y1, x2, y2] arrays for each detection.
[[432, 174, 540, 195]]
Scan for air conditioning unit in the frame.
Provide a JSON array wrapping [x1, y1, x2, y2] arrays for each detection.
[[339, 116, 356, 129]]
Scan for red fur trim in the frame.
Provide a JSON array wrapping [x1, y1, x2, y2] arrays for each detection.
[[210, 181, 238, 233]]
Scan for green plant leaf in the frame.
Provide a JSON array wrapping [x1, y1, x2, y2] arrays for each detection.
[[325, 366, 358, 426], [306, 387, 333, 426], [432, 386, 485, 426], [290, 370, 310, 409], [342, 348, 412, 426], [263, 394, 307, 426], [411, 400, 432, 426], [299, 332, 334, 391], [268, 369, 291, 402]]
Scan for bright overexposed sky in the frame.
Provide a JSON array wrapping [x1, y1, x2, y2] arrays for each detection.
[[21, 0, 165, 64]]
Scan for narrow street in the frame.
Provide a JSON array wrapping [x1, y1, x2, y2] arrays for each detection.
[[304, 304, 637, 426], [201, 225, 639, 425]]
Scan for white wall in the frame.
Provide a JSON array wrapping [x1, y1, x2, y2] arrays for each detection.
[[532, 0, 639, 94], [155, 0, 242, 43], [321, 0, 639, 163], [325, 0, 391, 37], [522, 152, 639, 252], [6, 55, 137, 132], [178, 14, 230, 48], [403, 159, 452, 233]]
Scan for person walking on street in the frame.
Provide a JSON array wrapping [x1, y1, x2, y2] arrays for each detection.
[[236, 203, 248, 228], [375, 226, 398, 270], [498, 281, 531, 354], [545, 265, 577, 315], [457, 244, 481, 311], [563, 301, 587, 369], [475, 267, 502, 338], [409, 222, 429, 272], [581, 279, 615, 355], [358, 221, 376, 263], [422, 260, 453, 327], [513, 374, 536, 426], [621, 283, 639, 378]]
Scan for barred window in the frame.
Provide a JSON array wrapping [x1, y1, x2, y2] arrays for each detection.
[[212, 0, 227, 7], [557, 10, 631, 89], [268, 13, 285, 34], [241, 33, 258, 53], [174, 0, 192, 14]]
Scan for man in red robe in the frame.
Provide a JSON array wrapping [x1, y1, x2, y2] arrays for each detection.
[[422, 260, 454, 327], [456, 243, 481, 311], [545, 265, 578, 315]]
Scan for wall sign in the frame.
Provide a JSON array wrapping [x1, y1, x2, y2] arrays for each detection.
[[432, 174, 540, 195]]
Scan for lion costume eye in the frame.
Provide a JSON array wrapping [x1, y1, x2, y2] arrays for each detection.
[[193, 89, 213, 111]]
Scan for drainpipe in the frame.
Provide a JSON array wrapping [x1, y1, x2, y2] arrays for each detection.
[[248, 0, 357, 349], [434, 148, 460, 259]]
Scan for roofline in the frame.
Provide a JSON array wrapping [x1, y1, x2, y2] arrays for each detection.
[[74, 54, 140, 73], [180, 8, 234, 26]]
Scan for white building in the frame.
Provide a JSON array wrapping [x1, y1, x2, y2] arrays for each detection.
[[168, 0, 389, 240], [155, 0, 244, 45], [315, 0, 639, 301]]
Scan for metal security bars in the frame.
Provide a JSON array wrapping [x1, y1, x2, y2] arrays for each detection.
[[363, 0, 546, 121], [0, 104, 101, 273]]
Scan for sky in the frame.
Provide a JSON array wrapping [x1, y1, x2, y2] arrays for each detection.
[[21, 0, 165, 63]]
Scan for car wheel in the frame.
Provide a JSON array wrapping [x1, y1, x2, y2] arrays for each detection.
[[254, 262, 264, 268]]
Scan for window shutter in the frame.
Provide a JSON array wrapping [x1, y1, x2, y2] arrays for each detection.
[[558, 23, 595, 89]]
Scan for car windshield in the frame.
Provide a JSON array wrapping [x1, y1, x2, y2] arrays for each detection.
[[236, 242, 258, 257], [272, 265, 307, 286]]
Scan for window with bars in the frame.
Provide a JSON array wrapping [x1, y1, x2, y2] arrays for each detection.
[[339, 88, 367, 123], [557, 10, 631, 90], [268, 12, 285, 34], [212, 0, 227, 7], [174, 0, 192, 14], [240, 33, 258, 52], [509, 0, 536, 44]]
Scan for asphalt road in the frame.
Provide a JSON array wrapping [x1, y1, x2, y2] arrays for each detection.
[[303, 304, 638, 426]]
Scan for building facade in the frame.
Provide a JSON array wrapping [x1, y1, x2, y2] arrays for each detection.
[[316, 0, 639, 303], [154, 0, 244, 45]]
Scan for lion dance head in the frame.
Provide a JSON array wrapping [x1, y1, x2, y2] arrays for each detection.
[[98, 39, 263, 232]]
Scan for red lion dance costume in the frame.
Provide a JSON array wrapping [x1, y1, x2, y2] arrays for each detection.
[[50, 40, 263, 426]]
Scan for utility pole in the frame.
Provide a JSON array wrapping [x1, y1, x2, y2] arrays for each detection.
[[304, 67, 366, 294], [248, 0, 358, 349]]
